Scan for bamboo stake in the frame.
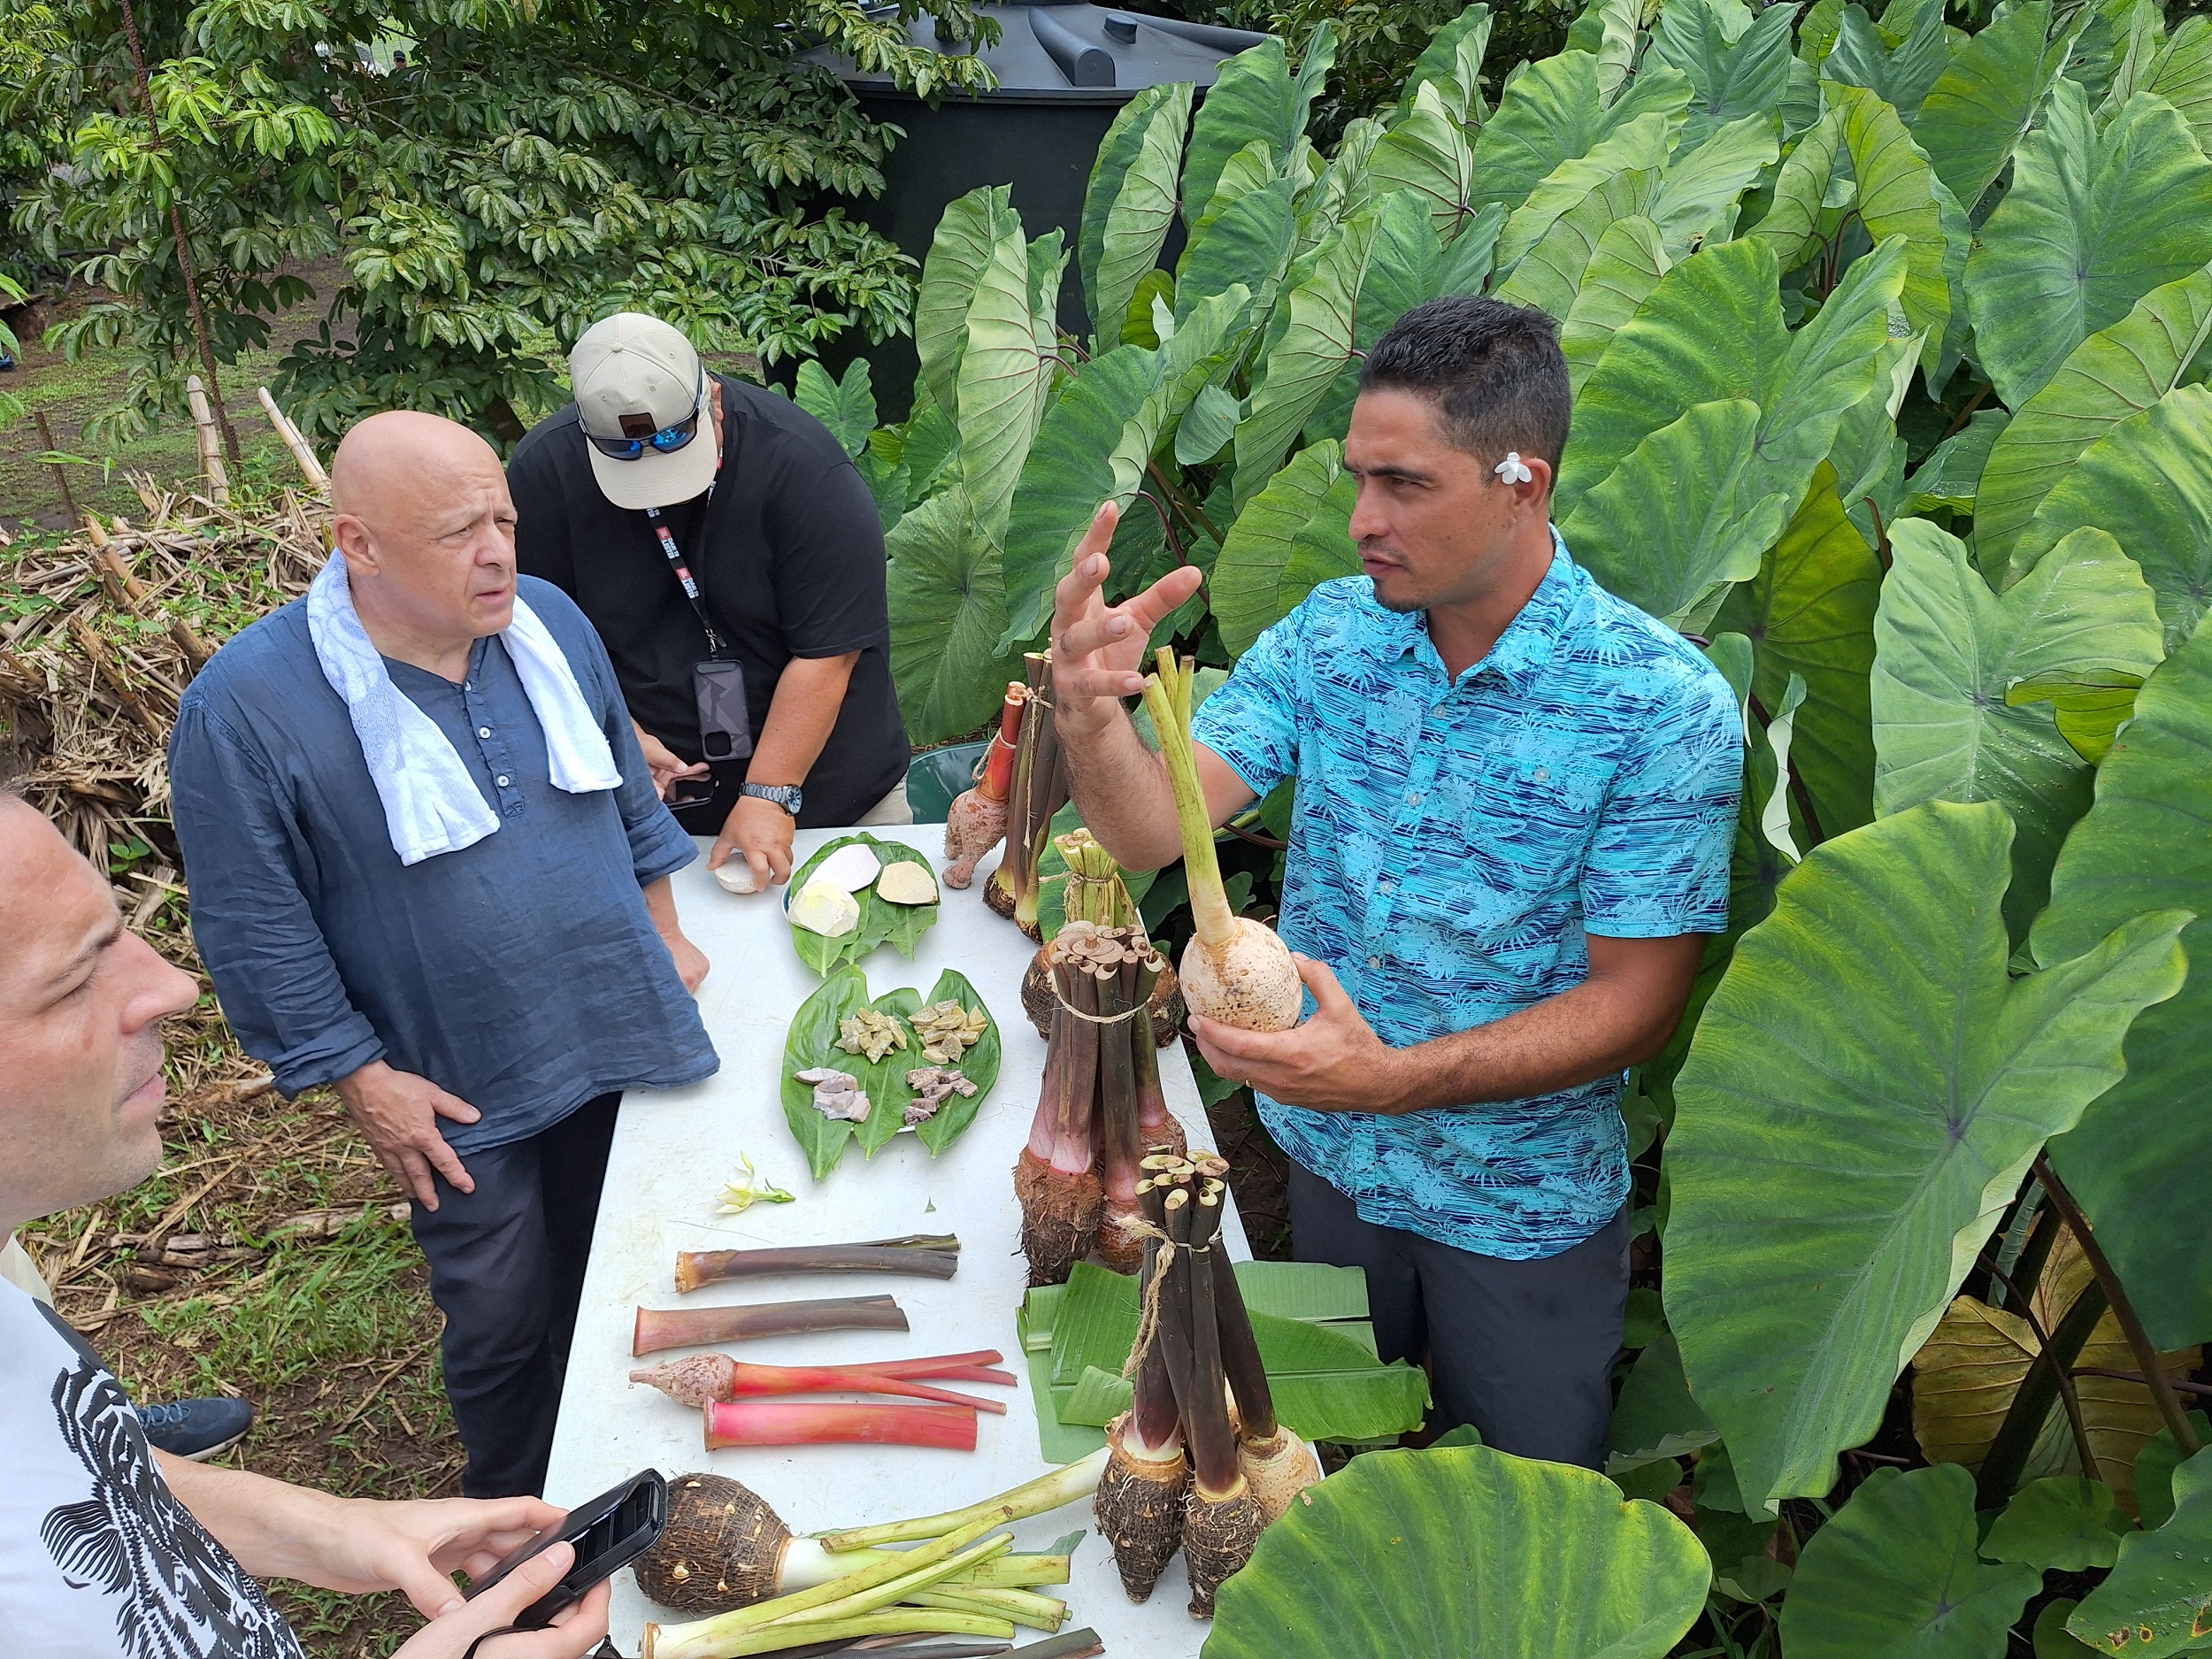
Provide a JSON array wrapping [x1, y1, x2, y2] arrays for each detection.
[[257, 386, 328, 491], [33, 409, 80, 525], [67, 616, 165, 739], [84, 519, 213, 672], [185, 376, 231, 503]]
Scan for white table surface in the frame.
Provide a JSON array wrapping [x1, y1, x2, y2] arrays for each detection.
[[543, 822, 1245, 1657]]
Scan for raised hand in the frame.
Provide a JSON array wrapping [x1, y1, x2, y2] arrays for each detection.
[[1049, 501, 1205, 735]]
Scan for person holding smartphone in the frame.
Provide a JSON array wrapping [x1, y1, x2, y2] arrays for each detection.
[[0, 786, 610, 1659], [508, 313, 911, 885]]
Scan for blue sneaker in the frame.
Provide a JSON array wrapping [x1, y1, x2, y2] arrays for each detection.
[[137, 1396, 255, 1461]]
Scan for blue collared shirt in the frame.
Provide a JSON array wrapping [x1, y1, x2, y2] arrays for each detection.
[[170, 577, 718, 1151], [1192, 535, 1741, 1259]]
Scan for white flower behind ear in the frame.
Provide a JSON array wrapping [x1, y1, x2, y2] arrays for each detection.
[[1494, 451, 1534, 485]]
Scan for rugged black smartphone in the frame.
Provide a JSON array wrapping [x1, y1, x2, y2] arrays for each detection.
[[465, 1469, 668, 1629]]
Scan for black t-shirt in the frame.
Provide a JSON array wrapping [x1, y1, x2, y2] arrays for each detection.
[[508, 374, 910, 828]]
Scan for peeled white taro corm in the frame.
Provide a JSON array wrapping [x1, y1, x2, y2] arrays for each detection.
[[875, 861, 939, 906], [789, 877, 861, 937], [714, 861, 763, 895], [811, 842, 883, 893]]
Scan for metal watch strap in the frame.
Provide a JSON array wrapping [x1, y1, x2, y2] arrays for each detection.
[[741, 781, 802, 816]]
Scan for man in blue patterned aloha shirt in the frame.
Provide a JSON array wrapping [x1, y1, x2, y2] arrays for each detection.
[[1050, 296, 1742, 1469]]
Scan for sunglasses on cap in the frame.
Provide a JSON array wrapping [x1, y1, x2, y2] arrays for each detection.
[[584, 372, 707, 461]]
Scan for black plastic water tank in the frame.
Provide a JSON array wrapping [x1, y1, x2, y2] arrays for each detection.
[[799, 4, 1271, 418]]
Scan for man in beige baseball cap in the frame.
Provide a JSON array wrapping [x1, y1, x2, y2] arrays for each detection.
[[507, 312, 911, 883]]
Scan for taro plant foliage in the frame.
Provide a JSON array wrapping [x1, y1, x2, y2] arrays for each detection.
[[847, 0, 2212, 1649]]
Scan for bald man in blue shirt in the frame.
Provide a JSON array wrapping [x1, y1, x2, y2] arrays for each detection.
[[1049, 297, 1741, 1468]]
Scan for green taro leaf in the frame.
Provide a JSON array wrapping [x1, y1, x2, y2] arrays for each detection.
[[1830, 81, 1952, 373], [852, 984, 925, 1158], [1965, 80, 2212, 411], [887, 489, 1025, 745], [1470, 50, 1696, 216], [1403, 2, 1494, 124], [780, 967, 872, 1179], [1560, 214, 1672, 396], [1182, 37, 1300, 234], [1648, 112, 1782, 257], [2010, 381, 2212, 654], [1750, 104, 1843, 273], [1083, 82, 1193, 344], [1750, 234, 1909, 507], [1557, 234, 1786, 523], [1983, 1477, 2131, 1572], [1176, 176, 1295, 325], [1821, 0, 1951, 124], [1609, 1329, 1720, 1469], [957, 213, 1055, 544], [794, 358, 875, 458], [1825, 326, 1919, 545], [1972, 263, 2212, 587], [1870, 521, 2166, 934], [1368, 81, 1477, 241], [1563, 397, 1795, 628], [1202, 1443, 1711, 1659], [1566, 0, 1642, 104], [1233, 204, 1380, 508], [2032, 626, 2212, 1349], [1176, 381, 1240, 465], [1494, 165, 1661, 320], [918, 186, 1013, 423], [2068, 1448, 2212, 1656], [1647, 0, 1801, 150], [1778, 1465, 2043, 1657], [786, 834, 942, 978], [1665, 801, 2189, 1510], [910, 968, 1000, 1156], [2138, 1417, 2212, 1532], [1196, 138, 1279, 233], [2005, 672, 2145, 765], [1308, 188, 1449, 441], [1213, 440, 1360, 656], [2147, 16, 2212, 157], [1496, 112, 1677, 280], [1915, 0, 2068, 214], [1904, 408, 2008, 517]]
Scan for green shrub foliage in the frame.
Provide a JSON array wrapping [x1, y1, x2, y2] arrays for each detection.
[[880, 4, 2212, 1649]]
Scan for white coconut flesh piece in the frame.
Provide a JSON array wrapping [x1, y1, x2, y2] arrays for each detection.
[[789, 876, 861, 936], [810, 842, 883, 893], [875, 860, 938, 906], [713, 860, 763, 895]]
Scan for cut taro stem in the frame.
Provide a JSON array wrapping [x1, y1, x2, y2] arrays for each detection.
[[1094, 956, 1147, 1274], [1197, 1170, 1321, 1519], [633, 1294, 907, 1357], [674, 1242, 961, 1292], [944, 684, 1025, 889], [1014, 943, 1102, 1286], [632, 1356, 1009, 1414], [703, 1399, 979, 1452], [817, 1446, 1111, 1551], [1179, 1181, 1265, 1618], [1130, 955, 1181, 1154], [1095, 1172, 1191, 1601]]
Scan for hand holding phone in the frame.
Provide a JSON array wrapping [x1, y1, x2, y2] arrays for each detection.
[[465, 1471, 667, 1630], [395, 1541, 610, 1659]]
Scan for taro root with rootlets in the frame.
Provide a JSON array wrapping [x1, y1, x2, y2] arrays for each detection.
[[1094, 1162, 1193, 1601], [942, 685, 1025, 889], [1015, 923, 1182, 1283], [1141, 649, 1303, 1033]]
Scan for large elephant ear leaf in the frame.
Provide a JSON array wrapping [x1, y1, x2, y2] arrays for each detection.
[[1870, 520, 2166, 934], [1470, 50, 1694, 215], [1082, 83, 1193, 345], [1557, 235, 1786, 521], [1648, 112, 1781, 257], [1367, 80, 1477, 241], [1750, 104, 1843, 273], [1820, 0, 1950, 124], [2008, 381, 2212, 654], [1647, 0, 1799, 150], [2068, 1448, 2212, 1655], [1563, 398, 1794, 630], [956, 212, 1052, 545], [2147, 16, 2212, 156], [1183, 37, 1296, 232], [1714, 462, 1883, 837], [1915, 0, 2066, 215], [917, 186, 1013, 421], [1966, 80, 2212, 411], [1212, 440, 1359, 656], [887, 489, 1025, 746], [1664, 800, 2188, 1511], [1560, 214, 1671, 396], [1495, 165, 1660, 320], [1972, 264, 2212, 587], [1306, 189, 1444, 441], [1778, 1466, 2042, 1656], [1402, 2, 1494, 122], [1829, 82, 1952, 373], [2032, 623, 2212, 1350], [1176, 175, 1296, 324], [1750, 233, 1908, 506], [1202, 1443, 1711, 1659]]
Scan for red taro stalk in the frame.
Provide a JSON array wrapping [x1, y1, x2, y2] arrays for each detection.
[[703, 1400, 978, 1452], [1014, 943, 1103, 1286], [631, 1353, 1014, 1413]]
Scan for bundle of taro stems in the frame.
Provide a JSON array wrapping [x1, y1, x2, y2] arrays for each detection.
[[973, 652, 1068, 936], [1095, 1152, 1319, 1617], [1013, 909, 1187, 1286]]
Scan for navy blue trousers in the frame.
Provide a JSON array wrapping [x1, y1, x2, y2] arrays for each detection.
[[1288, 1164, 1630, 1469], [410, 1093, 621, 1497]]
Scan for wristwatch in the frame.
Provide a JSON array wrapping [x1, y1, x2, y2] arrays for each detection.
[[741, 781, 803, 817]]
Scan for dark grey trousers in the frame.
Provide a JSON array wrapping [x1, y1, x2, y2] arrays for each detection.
[[410, 1093, 621, 1498], [1288, 1164, 1630, 1469]]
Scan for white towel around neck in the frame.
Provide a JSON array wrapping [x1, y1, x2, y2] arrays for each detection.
[[307, 550, 622, 865]]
